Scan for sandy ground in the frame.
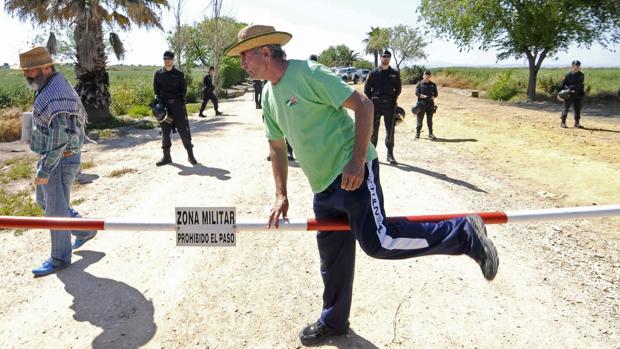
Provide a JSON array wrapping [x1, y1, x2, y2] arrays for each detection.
[[0, 86, 619, 348]]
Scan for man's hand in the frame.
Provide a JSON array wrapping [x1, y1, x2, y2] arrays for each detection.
[[34, 176, 48, 185], [341, 159, 365, 191], [268, 194, 289, 229]]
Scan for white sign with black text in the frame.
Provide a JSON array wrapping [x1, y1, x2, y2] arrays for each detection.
[[175, 207, 236, 246]]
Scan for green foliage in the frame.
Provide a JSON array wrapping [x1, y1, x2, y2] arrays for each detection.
[[127, 105, 151, 117], [0, 157, 34, 184], [0, 189, 43, 217], [0, 70, 33, 109], [419, 0, 620, 99], [318, 45, 361, 67], [400, 65, 427, 85], [353, 60, 374, 70], [219, 56, 247, 89], [186, 103, 202, 114], [388, 25, 428, 70], [488, 72, 519, 101], [539, 74, 562, 95]]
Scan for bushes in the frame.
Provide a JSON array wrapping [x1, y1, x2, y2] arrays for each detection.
[[400, 65, 426, 85], [539, 74, 562, 95], [110, 81, 153, 116], [128, 105, 151, 118], [488, 71, 519, 101], [219, 56, 247, 89]]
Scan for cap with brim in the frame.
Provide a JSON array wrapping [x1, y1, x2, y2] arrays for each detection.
[[225, 25, 292, 57], [12, 46, 59, 70]]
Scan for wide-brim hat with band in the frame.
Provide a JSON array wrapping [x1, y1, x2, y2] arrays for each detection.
[[13, 46, 59, 70], [225, 25, 292, 57]]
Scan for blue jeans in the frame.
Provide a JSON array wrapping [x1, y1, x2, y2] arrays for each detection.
[[35, 153, 94, 266], [313, 159, 482, 330]]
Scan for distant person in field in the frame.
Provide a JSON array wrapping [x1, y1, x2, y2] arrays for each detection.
[[253, 79, 263, 109], [414, 70, 439, 140], [199, 66, 223, 117], [560, 60, 585, 129], [153, 50, 197, 166], [227, 24, 499, 347], [17, 46, 97, 277], [364, 50, 401, 165]]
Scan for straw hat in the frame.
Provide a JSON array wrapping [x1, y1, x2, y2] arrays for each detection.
[[225, 25, 292, 57], [13, 46, 58, 70]]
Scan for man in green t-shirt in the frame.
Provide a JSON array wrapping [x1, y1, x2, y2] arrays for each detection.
[[227, 25, 500, 346]]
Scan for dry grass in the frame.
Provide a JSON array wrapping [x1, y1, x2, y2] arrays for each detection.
[[108, 168, 137, 177], [0, 108, 23, 142], [432, 74, 472, 89]]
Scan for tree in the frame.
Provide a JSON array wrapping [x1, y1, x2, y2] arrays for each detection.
[[181, 15, 245, 94], [318, 44, 360, 67], [169, 0, 188, 66], [362, 27, 390, 67], [388, 25, 428, 71], [5, 0, 168, 123], [419, 0, 620, 100]]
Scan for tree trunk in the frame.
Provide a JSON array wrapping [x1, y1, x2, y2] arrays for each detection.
[[525, 49, 548, 101], [74, 16, 112, 124], [373, 51, 378, 68]]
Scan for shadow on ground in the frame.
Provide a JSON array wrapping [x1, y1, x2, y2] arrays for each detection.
[[383, 161, 487, 193], [56, 251, 156, 349], [94, 118, 242, 151], [309, 329, 380, 348], [169, 162, 231, 180]]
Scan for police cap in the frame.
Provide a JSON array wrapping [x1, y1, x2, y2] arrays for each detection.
[[163, 51, 174, 59], [382, 50, 391, 57], [572, 60, 581, 66]]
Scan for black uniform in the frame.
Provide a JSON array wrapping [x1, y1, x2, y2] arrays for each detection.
[[199, 74, 220, 116], [153, 66, 193, 152], [364, 66, 401, 151], [415, 80, 439, 136], [560, 71, 585, 125], [253, 80, 263, 109]]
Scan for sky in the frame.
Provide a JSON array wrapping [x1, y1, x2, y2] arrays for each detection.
[[2, 0, 619, 68]]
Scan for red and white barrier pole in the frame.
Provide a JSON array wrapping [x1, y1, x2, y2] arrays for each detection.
[[0, 204, 618, 232]]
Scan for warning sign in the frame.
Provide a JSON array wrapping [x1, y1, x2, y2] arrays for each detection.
[[175, 207, 236, 246]]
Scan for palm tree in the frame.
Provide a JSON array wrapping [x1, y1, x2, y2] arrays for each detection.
[[5, 0, 168, 123], [363, 27, 389, 68]]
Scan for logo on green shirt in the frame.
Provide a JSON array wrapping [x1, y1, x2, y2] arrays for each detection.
[[285, 95, 298, 107]]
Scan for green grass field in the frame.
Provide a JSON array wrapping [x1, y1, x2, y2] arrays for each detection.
[[431, 67, 620, 99], [1, 65, 618, 113]]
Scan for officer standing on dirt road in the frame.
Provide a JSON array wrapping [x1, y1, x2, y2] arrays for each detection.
[[414, 70, 439, 140], [199, 66, 223, 117], [560, 60, 585, 129], [364, 50, 401, 165], [227, 24, 499, 347], [153, 50, 197, 166]]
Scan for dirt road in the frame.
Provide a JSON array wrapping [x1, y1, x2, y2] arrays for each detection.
[[0, 87, 618, 348]]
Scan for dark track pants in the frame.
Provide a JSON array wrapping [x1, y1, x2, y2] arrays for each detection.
[[313, 159, 483, 330], [416, 110, 434, 134], [371, 102, 396, 150], [561, 97, 582, 124], [200, 90, 219, 114], [161, 102, 192, 150]]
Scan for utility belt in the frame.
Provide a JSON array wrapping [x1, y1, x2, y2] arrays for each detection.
[[371, 96, 396, 104], [163, 98, 184, 105]]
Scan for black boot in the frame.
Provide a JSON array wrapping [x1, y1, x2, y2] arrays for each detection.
[[187, 148, 198, 165], [156, 149, 172, 166], [561, 119, 567, 128], [215, 110, 223, 116], [387, 149, 397, 165], [574, 119, 584, 128]]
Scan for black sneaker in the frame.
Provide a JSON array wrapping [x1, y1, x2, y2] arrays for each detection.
[[465, 215, 499, 281], [299, 320, 348, 346]]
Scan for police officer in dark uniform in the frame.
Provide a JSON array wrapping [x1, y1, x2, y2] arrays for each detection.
[[560, 60, 585, 128], [153, 50, 197, 166], [253, 79, 263, 109], [364, 50, 401, 165], [414, 70, 439, 140], [199, 66, 223, 117]]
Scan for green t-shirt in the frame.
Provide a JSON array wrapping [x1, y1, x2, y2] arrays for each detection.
[[263, 60, 378, 193]]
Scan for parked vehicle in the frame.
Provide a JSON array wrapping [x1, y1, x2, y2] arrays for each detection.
[[335, 67, 361, 84], [358, 69, 370, 82]]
